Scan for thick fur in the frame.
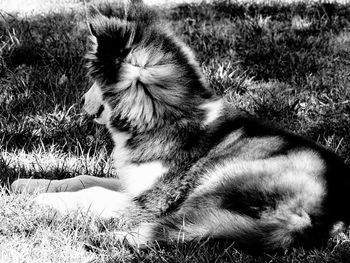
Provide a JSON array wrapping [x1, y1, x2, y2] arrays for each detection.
[[12, 1, 350, 252]]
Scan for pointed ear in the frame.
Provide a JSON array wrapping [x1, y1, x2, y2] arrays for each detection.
[[89, 22, 97, 37]]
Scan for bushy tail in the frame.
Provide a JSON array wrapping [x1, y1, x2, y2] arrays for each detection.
[[147, 207, 312, 252]]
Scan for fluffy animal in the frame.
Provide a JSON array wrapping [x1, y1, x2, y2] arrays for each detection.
[[12, 0, 350, 252]]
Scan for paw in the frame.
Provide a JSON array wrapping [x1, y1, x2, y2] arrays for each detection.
[[115, 223, 156, 248]]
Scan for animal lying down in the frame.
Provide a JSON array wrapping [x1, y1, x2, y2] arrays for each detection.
[[11, 1, 350, 252]]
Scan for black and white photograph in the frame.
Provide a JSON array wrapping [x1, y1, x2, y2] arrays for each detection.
[[1, 0, 350, 262]]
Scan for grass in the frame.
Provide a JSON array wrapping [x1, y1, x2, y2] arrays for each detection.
[[1, 0, 350, 262]]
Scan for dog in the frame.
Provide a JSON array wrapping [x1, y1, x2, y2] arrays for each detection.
[[11, 1, 350, 252]]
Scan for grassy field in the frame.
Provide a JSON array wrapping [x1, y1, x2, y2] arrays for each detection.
[[1, 0, 350, 262]]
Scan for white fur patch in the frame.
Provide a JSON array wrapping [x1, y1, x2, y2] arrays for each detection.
[[200, 99, 224, 126], [35, 186, 131, 219], [83, 82, 111, 124], [83, 82, 102, 115], [88, 35, 98, 53], [119, 161, 168, 196], [110, 129, 168, 196]]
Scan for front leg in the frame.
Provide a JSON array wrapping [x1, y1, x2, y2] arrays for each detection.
[[35, 186, 132, 219], [11, 175, 123, 194]]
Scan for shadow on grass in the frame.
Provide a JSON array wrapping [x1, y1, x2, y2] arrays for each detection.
[[172, 1, 350, 83], [171, 1, 347, 22], [0, 156, 73, 186], [239, 80, 350, 162], [0, 11, 115, 153], [86, 234, 349, 263], [0, 148, 112, 186], [254, 95, 350, 163], [0, 12, 88, 106]]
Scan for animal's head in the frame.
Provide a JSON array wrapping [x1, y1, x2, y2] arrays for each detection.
[[83, 1, 214, 132]]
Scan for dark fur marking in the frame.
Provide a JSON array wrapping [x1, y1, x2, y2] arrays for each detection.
[[218, 176, 288, 218]]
